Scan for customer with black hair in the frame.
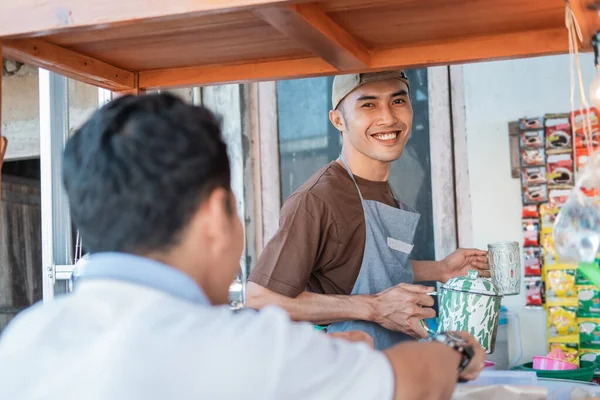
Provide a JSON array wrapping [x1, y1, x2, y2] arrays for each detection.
[[0, 93, 484, 400]]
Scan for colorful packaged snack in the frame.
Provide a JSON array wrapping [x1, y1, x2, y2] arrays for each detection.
[[521, 148, 545, 167], [542, 233, 559, 266], [549, 342, 580, 367], [523, 185, 548, 205], [524, 247, 542, 276], [547, 306, 578, 337], [578, 285, 600, 315], [525, 277, 543, 307], [539, 203, 559, 231], [579, 318, 600, 346], [575, 130, 600, 148], [521, 129, 544, 148], [522, 204, 539, 219], [546, 123, 572, 150], [521, 167, 546, 185], [548, 186, 572, 207], [523, 219, 540, 246], [571, 107, 600, 135], [545, 268, 576, 299], [547, 153, 574, 186], [520, 116, 544, 130]]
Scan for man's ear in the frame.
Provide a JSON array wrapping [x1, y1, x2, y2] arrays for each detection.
[[329, 109, 346, 132], [200, 188, 231, 249]]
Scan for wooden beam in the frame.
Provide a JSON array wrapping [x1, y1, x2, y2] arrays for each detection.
[[3, 38, 135, 91], [139, 27, 570, 89], [113, 74, 145, 97], [254, 3, 370, 70], [0, 0, 314, 38], [0, 41, 7, 256], [570, 0, 600, 49]]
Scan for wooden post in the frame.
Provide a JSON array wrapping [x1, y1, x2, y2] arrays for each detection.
[[113, 73, 145, 97], [0, 41, 9, 250]]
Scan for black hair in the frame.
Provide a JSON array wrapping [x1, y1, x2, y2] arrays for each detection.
[[63, 93, 231, 254]]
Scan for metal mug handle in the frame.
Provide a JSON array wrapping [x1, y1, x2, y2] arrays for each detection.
[[419, 291, 439, 337]]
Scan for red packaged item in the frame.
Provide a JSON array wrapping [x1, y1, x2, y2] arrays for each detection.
[[575, 146, 600, 171], [521, 167, 546, 185], [521, 148, 545, 167], [571, 107, 600, 135], [521, 129, 544, 148], [574, 130, 600, 148], [546, 123, 572, 150], [547, 153, 574, 186], [523, 219, 540, 247], [522, 205, 539, 219], [525, 277, 544, 307], [524, 247, 542, 276], [523, 184, 548, 204]]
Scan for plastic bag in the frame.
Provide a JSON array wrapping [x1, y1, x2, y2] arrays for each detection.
[[553, 149, 600, 263]]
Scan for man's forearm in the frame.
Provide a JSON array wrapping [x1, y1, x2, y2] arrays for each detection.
[[246, 282, 375, 325], [412, 260, 445, 283]]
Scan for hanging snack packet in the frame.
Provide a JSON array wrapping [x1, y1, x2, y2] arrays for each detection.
[[520, 116, 544, 130], [523, 219, 540, 247], [522, 204, 540, 219], [521, 148, 546, 167], [524, 247, 542, 276], [540, 203, 560, 231], [579, 318, 600, 346], [522, 167, 547, 185], [546, 123, 572, 151], [523, 185, 548, 204], [547, 153, 574, 186], [577, 269, 593, 285], [525, 277, 543, 307], [521, 129, 544, 148], [542, 234, 559, 266], [545, 268, 576, 299], [548, 186, 572, 207], [578, 285, 600, 315], [571, 107, 600, 135], [547, 306, 578, 337]]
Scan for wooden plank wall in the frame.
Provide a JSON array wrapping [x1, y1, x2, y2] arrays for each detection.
[[0, 175, 42, 332]]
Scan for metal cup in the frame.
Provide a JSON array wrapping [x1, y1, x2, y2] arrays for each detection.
[[488, 241, 521, 296]]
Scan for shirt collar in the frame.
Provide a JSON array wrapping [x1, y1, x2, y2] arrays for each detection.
[[74, 252, 210, 305]]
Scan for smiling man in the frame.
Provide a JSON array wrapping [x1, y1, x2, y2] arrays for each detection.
[[247, 71, 489, 350]]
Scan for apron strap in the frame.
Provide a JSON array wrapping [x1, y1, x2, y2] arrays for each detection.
[[339, 154, 365, 202]]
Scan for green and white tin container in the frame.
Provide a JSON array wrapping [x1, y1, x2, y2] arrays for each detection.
[[436, 270, 503, 353]]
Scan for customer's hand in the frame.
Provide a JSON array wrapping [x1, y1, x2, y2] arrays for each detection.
[[451, 331, 486, 381], [327, 330, 374, 348], [373, 283, 436, 339]]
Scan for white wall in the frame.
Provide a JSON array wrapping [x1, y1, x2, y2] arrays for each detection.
[[462, 54, 595, 363]]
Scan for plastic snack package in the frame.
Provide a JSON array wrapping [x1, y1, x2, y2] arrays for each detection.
[[547, 306, 578, 337], [520, 116, 544, 130], [578, 285, 600, 315], [547, 153, 574, 186], [523, 219, 540, 246], [524, 247, 542, 276], [522, 167, 547, 185], [579, 319, 600, 346], [540, 203, 560, 231], [522, 204, 540, 219], [521, 129, 545, 149], [521, 148, 546, 167], [525, 277, 544, 308], [545, 267, 576, 299], [546, 122, 572, 150], [549, 342, 580, 366]]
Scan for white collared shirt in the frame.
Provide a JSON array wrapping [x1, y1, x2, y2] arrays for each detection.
[[0, 253, 394, 400]]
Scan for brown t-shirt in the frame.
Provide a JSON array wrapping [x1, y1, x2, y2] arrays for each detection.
[[248, 161, 397, 298]]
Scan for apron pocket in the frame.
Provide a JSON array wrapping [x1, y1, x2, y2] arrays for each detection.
[[387, 237, 414, 254]]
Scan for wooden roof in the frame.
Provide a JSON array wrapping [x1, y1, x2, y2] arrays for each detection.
[[0, 0, 599, 92]]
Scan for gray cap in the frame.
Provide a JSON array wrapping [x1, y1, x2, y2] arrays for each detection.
[[331, 70, 410, 110]]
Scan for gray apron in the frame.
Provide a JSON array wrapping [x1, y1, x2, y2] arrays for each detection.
[[326, 155, 420, 350]]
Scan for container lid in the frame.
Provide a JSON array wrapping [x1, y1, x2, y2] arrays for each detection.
[[442, 270, 501, 296]]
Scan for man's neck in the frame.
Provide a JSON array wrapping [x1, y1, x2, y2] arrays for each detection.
[[339, 147, 392, 182]]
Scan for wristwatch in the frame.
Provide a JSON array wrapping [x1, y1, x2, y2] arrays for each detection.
[[429, 332, 475, 373]]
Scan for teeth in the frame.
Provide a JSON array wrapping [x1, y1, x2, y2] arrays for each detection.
[[373, 132, 398, 141]]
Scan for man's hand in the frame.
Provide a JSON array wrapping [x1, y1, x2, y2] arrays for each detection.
[[440, 248, 489, 282], [372, 283, 436, 339], [327, 330, 374, 348], [452, 331, 486, 381]]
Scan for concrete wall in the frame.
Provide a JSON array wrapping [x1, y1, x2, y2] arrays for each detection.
[[2, 62, 98, 161], [462, 54, 595, 363]]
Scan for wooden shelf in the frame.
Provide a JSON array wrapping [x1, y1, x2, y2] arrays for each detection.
[[0, 0, 599, 91]]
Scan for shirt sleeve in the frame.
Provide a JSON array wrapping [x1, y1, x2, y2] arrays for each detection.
[[259, 307, 395, 400], [248, 191, 334, 297]]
